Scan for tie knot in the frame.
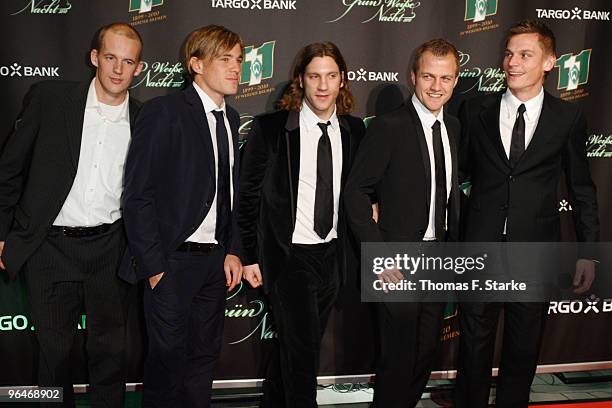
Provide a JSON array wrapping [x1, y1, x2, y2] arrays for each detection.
[[517, 103, 526, 115], [432, 120, 441, 131], [317, 121, 331, 135], [212, 110, 224, 122]]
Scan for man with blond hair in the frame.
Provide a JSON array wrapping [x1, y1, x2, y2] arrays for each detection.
[[121, 25, 243, 408], [344, 38, 461, 407], [0, 23, 143, 406]]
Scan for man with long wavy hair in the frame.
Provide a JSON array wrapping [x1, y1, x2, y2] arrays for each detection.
[[238, 42, 365, 407]]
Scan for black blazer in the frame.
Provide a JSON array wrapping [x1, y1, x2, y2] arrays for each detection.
[[237, 109, 365, 292], [0, 81, 140, 279], [120, 84, 242, 283], [458, 91, 599, 243], [344, 101, 461, 243]]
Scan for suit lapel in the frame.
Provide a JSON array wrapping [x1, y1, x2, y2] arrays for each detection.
[[444, 112, 461, 225], [285, 110, 300, 225], [228, 108, 240, 183], [184, 85, 215, 176], [64, 83, 89, 172], [128, 98, 139, 128], [406, 102, 432, 211], [479, 96, 511, 169], [338, 115, 351, 187]]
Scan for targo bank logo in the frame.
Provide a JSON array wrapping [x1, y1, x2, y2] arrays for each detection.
[[536, 7, 610, 21], [211, 0, 296, 10], [347, 68, 399, 82], [0, 62, 59, 78], [235, 41, 276, 101], [129, 0, 167, 25], [327, 0, 421, 24], [10, 0, 71, 15], [555, 49, 591, 91], [465, 0, 497, 22], [549, 295, 612, 315]]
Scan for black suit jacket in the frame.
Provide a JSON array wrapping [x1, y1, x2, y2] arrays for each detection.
[[0, 80, 140, 279], [458, 91, 599, 243], [237, 109, 365, 293], [120, 84, 242, 283], [344, 101, 460, 243]]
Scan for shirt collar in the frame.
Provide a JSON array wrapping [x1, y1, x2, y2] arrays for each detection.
[[86, 78, 130, 122], [300, 101, 339, 133], [411, 94, 444, 129], [193, 82, 226, 114], [502, 87, 544, 122]]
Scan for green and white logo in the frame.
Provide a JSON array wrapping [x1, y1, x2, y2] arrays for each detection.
[[129, 0, 163, 13], [465, 0, 497, 22], [555, 49, 591, 91], [241, 41, 275, 86]]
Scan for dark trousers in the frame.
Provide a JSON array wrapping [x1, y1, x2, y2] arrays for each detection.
[[142, 247, 227, 408], [372, 302, 446, 408], [24, 221, 128, 408], [261, 240, 339, 408], [455, 302, 548, 408]]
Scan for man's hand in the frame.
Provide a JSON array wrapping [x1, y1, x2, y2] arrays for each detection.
[[372, 203, 379, 223], [0, 241, 5, 270], [149, 271, 164, 289], [573, 259, 596, 294], [224, 254, 242, 292], [377, 266, 404, 293], [243, 264, 263, 288]]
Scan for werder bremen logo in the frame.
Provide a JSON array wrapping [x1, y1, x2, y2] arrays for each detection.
[[241, 41, 275, 86], [556, 49, 591, 91], [129, 0, 163, 13], [465, 0, 497, 22]]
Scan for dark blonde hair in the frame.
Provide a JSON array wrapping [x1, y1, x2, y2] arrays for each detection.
[[183, 25, 243, 78], [278, 42, 355, 114], [94, 22, 143, 59], [411, 38, 460, 77], [506, 19, 556, 56]]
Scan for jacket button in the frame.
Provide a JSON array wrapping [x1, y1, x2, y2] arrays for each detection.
[[500, 204, 508, 210], [509, 175, 515, 182], [418, 229, 425, 237], [205, 201, 211, 207]]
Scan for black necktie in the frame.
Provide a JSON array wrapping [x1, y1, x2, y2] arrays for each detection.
[[314, 121, 333, 239], [212, 110, 231, 244], [509, 103, 526, 168], [432, 120, 447, 240]]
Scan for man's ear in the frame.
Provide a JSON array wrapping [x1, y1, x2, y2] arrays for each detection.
[[90, 49, 99, 68], [190, 56, 204, 75]]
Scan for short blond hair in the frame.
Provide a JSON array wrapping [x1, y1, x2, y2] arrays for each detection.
[[94, 22, 143, 60], [183, 25, 243, 78]]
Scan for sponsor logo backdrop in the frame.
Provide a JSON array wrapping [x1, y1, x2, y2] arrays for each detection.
[[0, 0, 611, 386]]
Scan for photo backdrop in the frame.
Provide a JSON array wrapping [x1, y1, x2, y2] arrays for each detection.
[[1, 0, 611, 385]]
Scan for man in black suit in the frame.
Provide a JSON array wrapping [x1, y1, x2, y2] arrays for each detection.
[[0, 23, 143, 407], [344, 39, 461, 408], [121, 25, 243, 408], [455, 20, 599, 408], [237, 42, 365, 407]]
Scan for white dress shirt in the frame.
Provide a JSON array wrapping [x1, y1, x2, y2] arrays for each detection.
[[411, 94, 452, 241], [186, 82, 235, 244], [291, 102, 343, 244], [499, 87, 544, 233], [499, 87, 544, 158], [53, 79, 131, 227]]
